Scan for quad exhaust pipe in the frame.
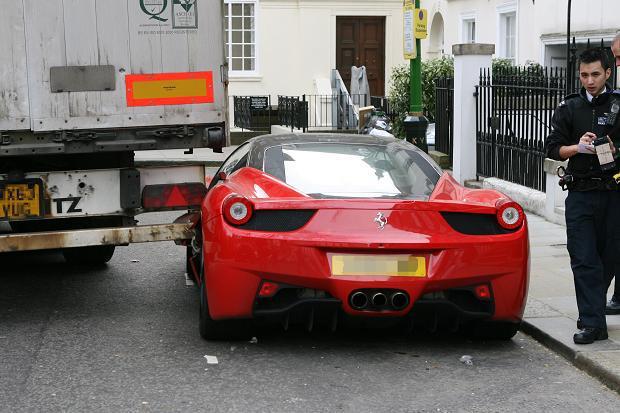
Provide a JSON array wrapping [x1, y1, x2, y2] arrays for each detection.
[[349, 290, 410, 311], [390, 292, 409, 310], [350, 291, 369, 310], [371, 292, 387, 307]]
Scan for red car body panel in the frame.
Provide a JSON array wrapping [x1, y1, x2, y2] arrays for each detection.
[[201, 168, 529, 323]]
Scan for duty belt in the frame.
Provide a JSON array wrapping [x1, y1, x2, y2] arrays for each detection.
[[557, 166, 619, 191], [567, 178, 618, 191]]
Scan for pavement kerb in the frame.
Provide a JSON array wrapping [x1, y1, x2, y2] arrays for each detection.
[[520, 320, 620, 394]]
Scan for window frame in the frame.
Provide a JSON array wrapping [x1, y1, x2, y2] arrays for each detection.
[[459, 12, 476, 44], [262, 142, 441, 200], [497, 2, 518, 64], [224, 0, 259, 78], [208, 143, 252, 189]]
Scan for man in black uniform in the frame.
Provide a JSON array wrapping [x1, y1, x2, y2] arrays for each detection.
[[545, 48, 620, 344]]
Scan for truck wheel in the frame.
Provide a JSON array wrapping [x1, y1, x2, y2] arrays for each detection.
[[199, 258, 251, 341], [62, 245, 115, 265]]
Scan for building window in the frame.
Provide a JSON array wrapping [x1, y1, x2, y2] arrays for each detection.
[[498, 2, 517, 64], [460, 14, 476, 44], [500, 12, 516, 62], [224, 0, 258, 75], [463, 19, 476, 43]]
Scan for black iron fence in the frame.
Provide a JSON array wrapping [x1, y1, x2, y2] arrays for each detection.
[[475, 66, 569, 191], [233, 93, 405, 133], [232, 95, 273, 133], [435, 78, 454, 163], [277, 96, 308, 131], [304, 94, 367, 130], [231, 94, 372, 132]]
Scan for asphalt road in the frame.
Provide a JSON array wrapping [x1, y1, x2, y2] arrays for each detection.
[[1, 213, 619, 412]]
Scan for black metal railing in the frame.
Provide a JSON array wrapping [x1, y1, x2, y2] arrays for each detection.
[[435, 78, 454, 163], [276, 94, 370, 131], [476, 66, 568, 192], [277, 96, 308, 131], [233, 94, 396, 132], [232, 95, 273, 133]]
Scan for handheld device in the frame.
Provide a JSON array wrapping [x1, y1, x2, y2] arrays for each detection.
[[593, 136, 616, 171]]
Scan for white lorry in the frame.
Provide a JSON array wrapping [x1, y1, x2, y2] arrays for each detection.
[[0, 0, 226, 263]]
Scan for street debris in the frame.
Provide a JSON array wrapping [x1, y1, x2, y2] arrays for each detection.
[[249, 337, 258, 344], [131, 259, 140, 263], [459, 355, 474, 366], [184, 272, 196, 287], [230, 346, 236, 352], [204, 355, 219, 365]]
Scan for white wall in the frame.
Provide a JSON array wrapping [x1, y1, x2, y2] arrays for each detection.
[[229, 0, 407, 99], [421, 0, 620, 65]]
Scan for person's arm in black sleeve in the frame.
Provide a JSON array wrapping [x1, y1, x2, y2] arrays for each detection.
[[545, 104, 576, 161]]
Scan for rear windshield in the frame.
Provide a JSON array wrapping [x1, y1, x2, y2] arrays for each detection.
[[263, 142, 441, 199]]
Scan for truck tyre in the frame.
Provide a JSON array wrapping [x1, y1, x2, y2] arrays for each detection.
[[62, 245, 115, 265]]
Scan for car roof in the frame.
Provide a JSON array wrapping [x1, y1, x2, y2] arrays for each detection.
[[248, 132, 402, 150]]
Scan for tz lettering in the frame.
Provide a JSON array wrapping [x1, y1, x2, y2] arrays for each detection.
[[53, 197, 82, 214]]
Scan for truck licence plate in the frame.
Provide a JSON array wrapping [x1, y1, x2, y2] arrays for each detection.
[[0, 181, 43, 219]]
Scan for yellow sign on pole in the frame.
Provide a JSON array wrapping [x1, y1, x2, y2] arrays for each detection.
[[403, 2, 416, 60], [414, 8, 428, 39]]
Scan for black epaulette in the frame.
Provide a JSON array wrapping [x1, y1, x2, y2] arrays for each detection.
[[558, 93, 579, 107]]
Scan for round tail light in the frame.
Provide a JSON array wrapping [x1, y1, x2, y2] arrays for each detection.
[[223, 195, 253, 225], [495, 199, 524, 230]]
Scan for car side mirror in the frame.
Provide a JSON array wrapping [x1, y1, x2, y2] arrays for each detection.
[[218, 171, 228, 181]]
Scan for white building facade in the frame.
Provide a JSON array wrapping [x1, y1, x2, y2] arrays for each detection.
[[226, 0, 619, 103], [423, 0, 620, 67], [225, 0, 408, 99]]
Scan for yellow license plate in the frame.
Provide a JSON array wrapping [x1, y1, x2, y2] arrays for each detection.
[[330, 254, 427, 277], [0, 182, 43, 219]]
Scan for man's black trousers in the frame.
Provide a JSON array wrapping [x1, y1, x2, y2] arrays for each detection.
[[565, 190, 620, 329]]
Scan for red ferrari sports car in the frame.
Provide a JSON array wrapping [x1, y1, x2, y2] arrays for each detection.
[[190, 134, 529, 340]]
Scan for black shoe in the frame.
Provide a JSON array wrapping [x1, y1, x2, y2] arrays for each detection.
[[606, 297, 620, 315], [573, 327, 608, 344]]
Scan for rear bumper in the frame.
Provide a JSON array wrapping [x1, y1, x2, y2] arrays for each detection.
[[250, 293, 495, 331], [0, 223, 193, 252], [202, 223, 529, 323]]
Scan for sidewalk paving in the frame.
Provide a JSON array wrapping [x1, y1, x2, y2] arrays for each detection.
[[136, 147, 620, 393], [524, 214, 620, 393]]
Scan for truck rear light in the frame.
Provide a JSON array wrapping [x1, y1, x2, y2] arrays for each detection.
[[142, 183, 206, 210], [495, 199, 524, 230], [222, 195, 253, 225]]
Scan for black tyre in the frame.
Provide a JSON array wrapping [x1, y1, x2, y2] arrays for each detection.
[[62, 245, 115, 265], [198, 260, 252, 341], [467, 320, 520, 341], [199, 280, 252, 340]]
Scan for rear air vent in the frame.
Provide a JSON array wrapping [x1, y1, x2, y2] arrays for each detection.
[[237, 210, 315, 232], [440, 212, 517, 235]]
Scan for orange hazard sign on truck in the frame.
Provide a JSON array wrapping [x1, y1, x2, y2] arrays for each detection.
[[125, 71, 214, 107]]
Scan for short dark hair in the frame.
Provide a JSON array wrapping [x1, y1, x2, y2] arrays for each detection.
[[579, 48, 610, 71]]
